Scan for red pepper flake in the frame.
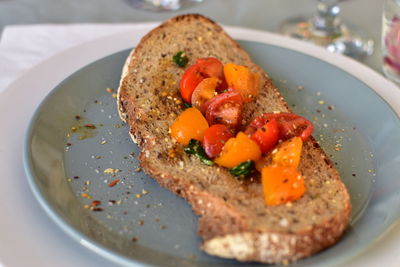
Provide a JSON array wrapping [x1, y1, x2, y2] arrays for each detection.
[[73, 176, 79, 179], [66, 143, 72, 146], [84, 124, 96, 129], [131, 236, 138, 242], [91, 200, 101, 207], [108, 179, 120, 187], [92, 207, 103, 212]]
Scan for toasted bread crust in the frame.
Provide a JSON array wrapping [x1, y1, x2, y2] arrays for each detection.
[[118, 14, 351, 264]]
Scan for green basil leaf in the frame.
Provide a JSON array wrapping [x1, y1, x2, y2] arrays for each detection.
[[183, 102, 192, 108], [184, 139, 214, 166], [229, 160, 254, 178], [172, 51, 189, 67]]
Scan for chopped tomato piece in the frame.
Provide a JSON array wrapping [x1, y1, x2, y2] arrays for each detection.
[[250, 113, 313, 141], [215, 132, 261, 168], [180, 57, 225, 103], [203, 124, 233, 158], [261, 165, 305, 206], [191, 77, 219, 112], [196, 58, 224, 79], [180, 64, 204, 103], [273, 137, 303, 169], [223, 63, 260, 102], [170, 107, 209, 145], [248, 118, 279, 154], [255, 136, 303, 172], [203, 91, 244, 130]]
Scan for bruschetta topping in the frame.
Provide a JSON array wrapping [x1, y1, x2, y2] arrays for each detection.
[[171, 57, 314, 205]]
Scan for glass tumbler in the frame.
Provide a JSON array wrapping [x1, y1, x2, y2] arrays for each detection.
[[382, 0, 400, 83]]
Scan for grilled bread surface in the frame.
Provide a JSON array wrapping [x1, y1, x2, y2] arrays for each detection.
[[118, 14, 351, 263]]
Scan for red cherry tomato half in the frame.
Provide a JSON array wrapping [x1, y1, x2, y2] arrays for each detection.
[[203, 91, 244, 130], [179, 58, 226, 103], [196, 58, 224, 78], [248, 119, 279, 154], [180, 64, 204, 103], [203, 124, 233, 158], [249, 113, 313, 141], [196, 58, 228, 92]]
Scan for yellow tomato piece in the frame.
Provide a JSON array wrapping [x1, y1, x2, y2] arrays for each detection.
[[261, 165, 305, 206], [170, 107, 209, 145], [272, 137, 303, 168], [255, 137, 303, 172], [191, 77, 219, 110], [215, 132, 261, 168], [223, 63, 260, 102]]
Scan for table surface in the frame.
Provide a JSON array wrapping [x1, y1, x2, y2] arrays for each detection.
[[0, 0, 385, 73], [0, 1, 389, 266]]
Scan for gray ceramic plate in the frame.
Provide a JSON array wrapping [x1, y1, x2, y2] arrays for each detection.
[[24, 39, 400, 266]]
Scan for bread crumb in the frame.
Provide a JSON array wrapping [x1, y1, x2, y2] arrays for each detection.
[[104, 168, 121, 175], [142, 189, 149, 195]]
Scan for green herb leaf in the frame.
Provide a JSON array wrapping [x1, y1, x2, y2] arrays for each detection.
[[229, 160, 254, 178], [173, 51, 189, 67], [184, 139, 214, 166], [183, 102, 192, 108]]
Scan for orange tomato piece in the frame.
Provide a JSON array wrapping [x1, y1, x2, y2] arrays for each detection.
[[261, 165, 305, 206], [191, 77, 219, 111], [255, 136, 303, 172], [272, 137, 303, 169], [170, 107, 209, 145], [215, 132, 261, 168], [223, 63, 260, 102]]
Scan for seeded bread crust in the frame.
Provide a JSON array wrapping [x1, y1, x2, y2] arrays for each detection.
[[118, 14, 351, 264]]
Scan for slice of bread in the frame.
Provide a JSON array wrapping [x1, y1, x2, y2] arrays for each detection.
[[118, 14, 351, 264]]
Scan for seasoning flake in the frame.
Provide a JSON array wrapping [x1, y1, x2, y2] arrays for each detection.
[[108, 179, 120, 187]]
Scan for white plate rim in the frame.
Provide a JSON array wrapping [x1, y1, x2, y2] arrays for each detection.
[[1, 22, 400, 266]]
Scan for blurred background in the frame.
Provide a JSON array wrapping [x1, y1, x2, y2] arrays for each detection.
[[0, 0, 384, 72]]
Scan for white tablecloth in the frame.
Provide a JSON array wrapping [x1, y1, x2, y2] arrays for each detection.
[[0, 24, 137, 92]]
